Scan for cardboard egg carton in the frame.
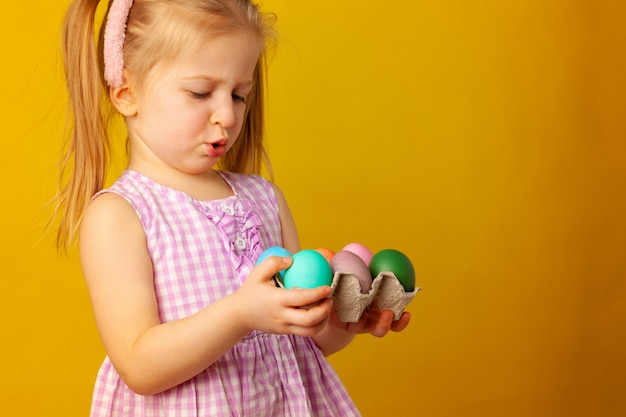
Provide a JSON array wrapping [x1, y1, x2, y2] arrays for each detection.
[[330, 272, 420, 322]]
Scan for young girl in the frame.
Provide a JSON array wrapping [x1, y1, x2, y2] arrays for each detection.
[[57, 0, 410, 415]]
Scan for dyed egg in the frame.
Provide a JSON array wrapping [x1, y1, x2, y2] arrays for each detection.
[[283, 249, 333, 289], [314, 248, 335, 262], [329, 250, 372, 294], [342, 242, 374, 266], [256, 246, 292, 283], [369, 249, 415, 292]]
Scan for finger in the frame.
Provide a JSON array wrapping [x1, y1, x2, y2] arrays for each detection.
[[282, 285, 332, 308], [287, 319, 329, 337], [368, 309, 395, 338], [390, 311, 411, 333], [284, 297, 333, 327]]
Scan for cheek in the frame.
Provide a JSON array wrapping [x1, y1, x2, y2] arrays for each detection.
[[155, 103, 206, 137]]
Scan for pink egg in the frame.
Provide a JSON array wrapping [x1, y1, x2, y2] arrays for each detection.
[[342, 243, 374, 266], [330, 250, 373, 293]]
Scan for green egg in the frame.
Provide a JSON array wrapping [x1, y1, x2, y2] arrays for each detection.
[[369, 249, 415, 292]]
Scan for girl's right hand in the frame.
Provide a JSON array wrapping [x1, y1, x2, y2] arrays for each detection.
[[232, 256, 333, 337]]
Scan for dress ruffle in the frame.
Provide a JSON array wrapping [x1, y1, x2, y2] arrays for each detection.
[[192, 195, 265, 285]]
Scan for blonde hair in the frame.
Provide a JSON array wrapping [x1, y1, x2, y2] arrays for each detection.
[[55, 0, 275, 251]]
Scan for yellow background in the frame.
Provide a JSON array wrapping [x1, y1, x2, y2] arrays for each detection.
[[2, 1, 625, 416]]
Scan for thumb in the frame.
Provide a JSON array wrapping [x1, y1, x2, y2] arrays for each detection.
[[251, 255, 292, 284]]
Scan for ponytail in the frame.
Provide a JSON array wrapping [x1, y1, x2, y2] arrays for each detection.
[[55, 0, 112, 251]]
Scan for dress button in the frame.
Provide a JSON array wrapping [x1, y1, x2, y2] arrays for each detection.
[[235, 237, 247, 250], [224, 206, 235, 216]]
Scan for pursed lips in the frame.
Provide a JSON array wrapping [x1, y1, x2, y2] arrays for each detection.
[[205, 138, 228, 158]]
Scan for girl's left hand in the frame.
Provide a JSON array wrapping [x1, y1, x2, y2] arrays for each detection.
[[312, 300, 411, 356], [327, 301, 411, 338]]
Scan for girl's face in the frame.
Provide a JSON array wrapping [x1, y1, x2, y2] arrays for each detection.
[[125, 29, 262, 178]]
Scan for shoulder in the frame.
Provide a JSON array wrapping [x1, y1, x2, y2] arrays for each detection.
[[98, 171, 152, 203], [93, 171, 163, 230], [269, 182, 288, 210], [81, 191, 144, 243], [80, 190, 149, 280], [81, 172, 150, 250]]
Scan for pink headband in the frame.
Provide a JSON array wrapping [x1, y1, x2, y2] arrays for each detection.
[[103, 0, 134, 88]]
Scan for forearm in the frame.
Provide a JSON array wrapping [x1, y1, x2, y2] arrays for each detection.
[[113, 260, 333, 395], [115, 293, 249, 395], [312, 324, 355, 357]]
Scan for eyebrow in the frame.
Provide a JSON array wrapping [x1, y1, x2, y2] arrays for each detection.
[[180, 75, 254, 88]]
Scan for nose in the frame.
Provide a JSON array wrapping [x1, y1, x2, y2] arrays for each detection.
[[209, 95, 236, 129]]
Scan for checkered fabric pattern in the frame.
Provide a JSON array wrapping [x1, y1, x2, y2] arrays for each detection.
[[89, 170, 361, 417]]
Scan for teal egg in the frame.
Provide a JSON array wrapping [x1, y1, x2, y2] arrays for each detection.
[[369, 249, 415, 292], [283, 249, 333, 289], [256, 246, 292, 283]]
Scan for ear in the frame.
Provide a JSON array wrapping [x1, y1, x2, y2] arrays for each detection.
[[109, 72, 138, 117]]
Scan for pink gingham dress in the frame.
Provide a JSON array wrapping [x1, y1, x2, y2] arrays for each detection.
[[89, 170, 360, 417]]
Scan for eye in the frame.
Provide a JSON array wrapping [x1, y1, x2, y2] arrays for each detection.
[[232, 93, 247, 104], [189, 91, 210, 100]]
